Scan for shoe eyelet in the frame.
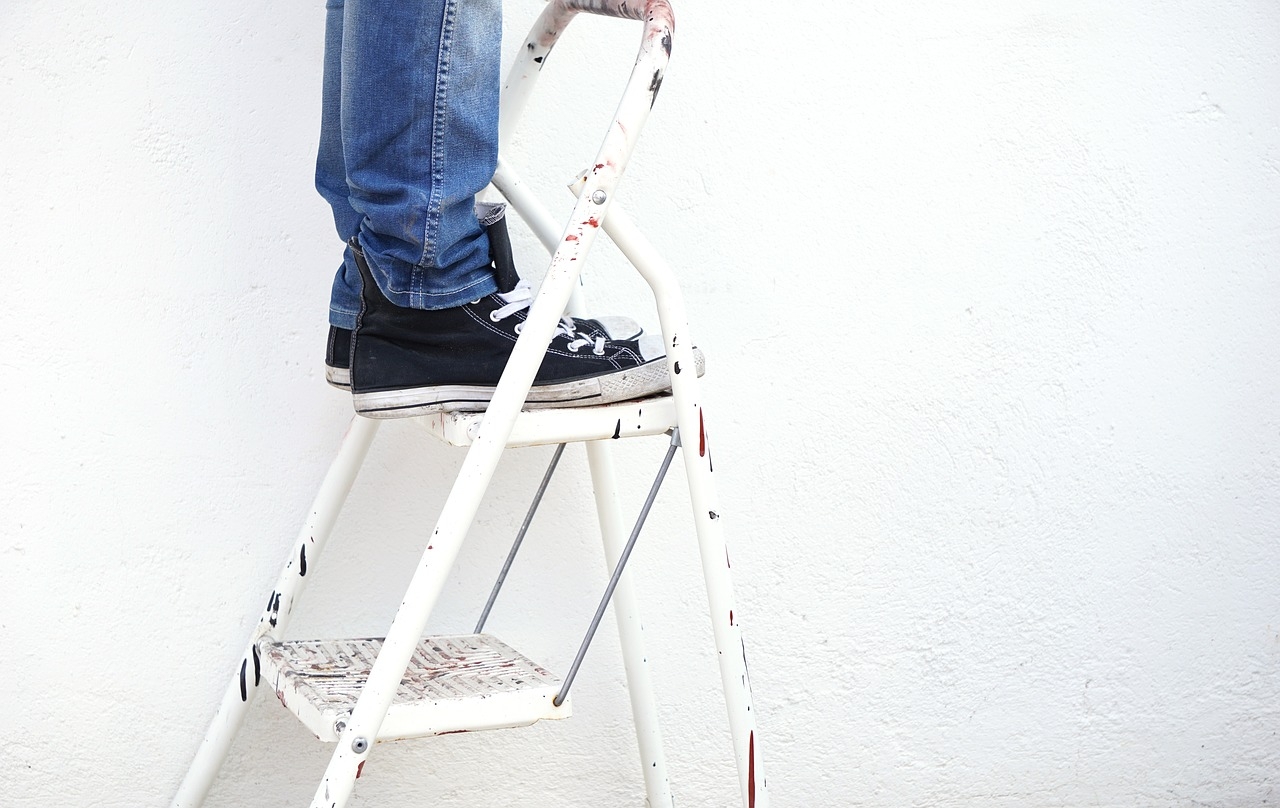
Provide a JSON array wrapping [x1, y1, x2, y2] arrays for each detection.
[[489, 311, 501, 322], [567, 344, 579, 353], [593, 347, 605, 356], [514, 323, 524, 334]]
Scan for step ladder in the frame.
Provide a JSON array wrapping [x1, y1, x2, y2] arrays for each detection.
[[171, 2, 767, 806]]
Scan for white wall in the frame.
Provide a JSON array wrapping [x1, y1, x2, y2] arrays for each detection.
[[4, 1, 1278, 806]]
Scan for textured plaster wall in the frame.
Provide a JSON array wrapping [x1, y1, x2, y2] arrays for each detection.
[[3, 1, 1279, 806]]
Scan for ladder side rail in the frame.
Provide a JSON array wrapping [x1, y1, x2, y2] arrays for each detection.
[[485, 0, 671, 392], [492, 158, 563, 253], [310, 8, 675, 808], [569, 188, 769, 808], [496, 0, 672, 324], [499, 1, 672, 149], [171, 416, 381, 808], [486, 158, 586, 309], [560, 0, 660, 20], [493, 6, 677, 803], [493, 153, 677, 808], [495, 2, 562, 151]]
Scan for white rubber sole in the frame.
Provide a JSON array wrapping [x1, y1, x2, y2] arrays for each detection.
[[325, 366, 351, 389], [351, 349, 704, 419]]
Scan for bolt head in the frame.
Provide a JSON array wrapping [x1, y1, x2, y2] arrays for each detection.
[[591, 190, 607, 205]]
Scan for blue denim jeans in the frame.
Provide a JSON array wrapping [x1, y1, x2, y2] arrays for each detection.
[[318, 0, 503, 329]]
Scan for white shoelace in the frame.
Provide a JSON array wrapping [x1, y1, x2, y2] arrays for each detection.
[[486, 280, 607, 355]]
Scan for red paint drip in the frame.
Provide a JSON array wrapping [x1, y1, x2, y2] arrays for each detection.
[[729, 610, 734, 626], [698, 409, 706, 457], [588, 217, 600, 227], [356, 761, 365, 779], [566, 234, 579, 241], [748, 731, 756, 808]]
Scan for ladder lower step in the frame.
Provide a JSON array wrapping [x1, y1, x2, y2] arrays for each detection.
[[257, 633, 571, 743]]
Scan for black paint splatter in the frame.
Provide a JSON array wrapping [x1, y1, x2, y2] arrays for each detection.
[[673, 361, 681, 375], [252, 644, 261, 686], [299, 545, 307, 576], [648, 69, 663, 108], [239, 659, 248, 701], [612, 419, 622, 439]]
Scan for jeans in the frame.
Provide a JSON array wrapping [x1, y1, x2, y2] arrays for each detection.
[[317, 0, 503, 329]]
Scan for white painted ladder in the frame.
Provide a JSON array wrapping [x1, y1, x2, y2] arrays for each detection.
[[171, 2, 767, 806]]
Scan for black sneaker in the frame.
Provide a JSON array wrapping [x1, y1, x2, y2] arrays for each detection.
[[324, 308, 643, 389], [326, 206, 642, 389], [348, 242, 701, 418]]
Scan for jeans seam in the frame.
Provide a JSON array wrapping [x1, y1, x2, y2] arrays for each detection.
[[417, 0, 458, 307]]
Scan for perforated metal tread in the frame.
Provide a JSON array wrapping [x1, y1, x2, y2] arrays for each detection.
[[257, 633, 571, 743]]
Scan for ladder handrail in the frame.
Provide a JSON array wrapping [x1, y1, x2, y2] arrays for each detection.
[[499, 0, 673, 156], [560, 0, 673, 22]]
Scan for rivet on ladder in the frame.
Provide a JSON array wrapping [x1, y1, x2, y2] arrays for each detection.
[[351, 737, 369, 754], [590, 190, 607, 204]]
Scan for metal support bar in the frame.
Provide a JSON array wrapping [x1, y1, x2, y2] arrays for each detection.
[[584, 440, 674, 807], [555, 429, 680, 706], [475, 443, 567, 633], [579, 198, 770, 807]]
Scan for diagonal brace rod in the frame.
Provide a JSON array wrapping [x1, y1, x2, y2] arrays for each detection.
[[555, 429, 681, 706], [475, 443, 567, 633]]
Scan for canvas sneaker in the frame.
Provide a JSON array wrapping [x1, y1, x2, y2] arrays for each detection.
[[347, 241, 702, 418], [326, 205, 642, 389], [325, 305, 643, 389]]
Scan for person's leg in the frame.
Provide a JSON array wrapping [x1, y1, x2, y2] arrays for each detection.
[[318, 0, 694, 416], [341, 0, 501, 311], [318, 0, 501, 330], [316, 0, 362, 331], [346, 237, 698, 418]]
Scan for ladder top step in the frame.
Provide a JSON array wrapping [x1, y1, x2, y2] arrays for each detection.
[[257, 633, 570, 743], [418, 393, 678, 447]]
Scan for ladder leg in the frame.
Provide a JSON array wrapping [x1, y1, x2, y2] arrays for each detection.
[[674, 406, 767, 808], [584, 440, 674, 808], [172, 416, 381, 808], [590, 203, 769, 808]]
